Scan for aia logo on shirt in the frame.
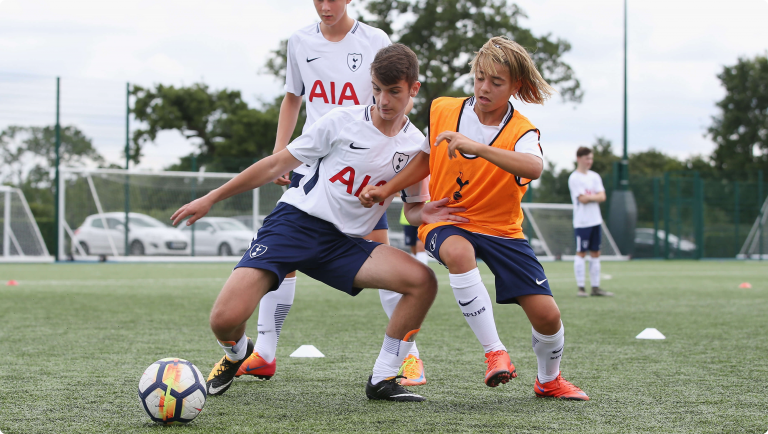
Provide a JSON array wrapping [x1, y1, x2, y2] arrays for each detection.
[[329, 166, 387, 205], [347, 53, 362, 72], [309, 80, 360, 105]]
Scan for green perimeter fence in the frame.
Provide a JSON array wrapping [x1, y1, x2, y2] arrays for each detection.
[[527, 170, 767, 260]]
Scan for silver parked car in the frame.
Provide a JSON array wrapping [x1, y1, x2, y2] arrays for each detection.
[[73, 212, 190, 256], [177, 217, 254, 256]]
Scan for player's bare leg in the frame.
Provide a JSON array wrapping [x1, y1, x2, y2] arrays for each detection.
[[517, 294, 588, 400], [356, 245, 436, 401], [206, 268, 276, 395], [438, 235, 515, 387]]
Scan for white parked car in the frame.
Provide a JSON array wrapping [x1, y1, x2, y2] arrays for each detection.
[[177, 217, 254, 256], [73, 212, 190, 256]]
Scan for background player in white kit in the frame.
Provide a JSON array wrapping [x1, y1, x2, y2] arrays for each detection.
[[243, 0, 426, 384], [171, 44, 463, 401], [568, 147, 613, 297]]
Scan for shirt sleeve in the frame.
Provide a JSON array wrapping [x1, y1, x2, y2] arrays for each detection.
[[568, 174, 583, 204], [514, 131, 543, 160], [284, 35, 304, 96], [593, 172, 606, 193], [420, 136, 431, 154], [286, 111, 339, 163], [401, 176, 430, 203]]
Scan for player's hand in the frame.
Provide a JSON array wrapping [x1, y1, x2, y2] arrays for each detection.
[[421, 197, 469, 224], [434, 131, 481, 159], [170, 195, 214, 227], [359, 185, 388, 208], [273, 172, 291, 186]]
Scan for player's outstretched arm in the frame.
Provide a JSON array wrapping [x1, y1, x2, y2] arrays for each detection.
[[403, 198, 469, 226], [271, 92, 304, 186], [171, 150, 302, 226], [435, 131, 543, 180], [359, 151, 430, 207]]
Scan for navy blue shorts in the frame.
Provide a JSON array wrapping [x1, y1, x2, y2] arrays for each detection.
[[424, 226, 552, 304], [403, 225, 418, 246], [290, 172, 388, 231], [235, 203, 381, 295], [575, 225, 602, 252]]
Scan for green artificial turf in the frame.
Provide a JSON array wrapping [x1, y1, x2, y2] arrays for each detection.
[[0, 260, 766, 433]]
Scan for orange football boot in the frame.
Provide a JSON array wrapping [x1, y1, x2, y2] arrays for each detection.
[[398, 355, 426, 386], [484, 350, 517, 387], [534, 373, 589, 400], [235, 352, 276, 380]]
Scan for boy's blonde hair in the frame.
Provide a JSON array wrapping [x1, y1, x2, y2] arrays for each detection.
[[469, 36, 555, 105]]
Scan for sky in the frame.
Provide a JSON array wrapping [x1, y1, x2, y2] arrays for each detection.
[[0, 0, 767, 172]]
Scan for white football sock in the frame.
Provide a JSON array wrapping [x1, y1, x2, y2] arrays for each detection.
[[589, 257, 601, 288], [532, 324, 564, 383], [415, 251, 429, 265], [218, 333, 248, 362], [371, 334, 416, 384], [254, 277, 296, 363], [574, 256, 586, 288], [450, 268, 505, 353], [378, 289, 420, 358]]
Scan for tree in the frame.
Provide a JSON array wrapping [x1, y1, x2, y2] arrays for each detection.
[[708, 54, 768, 181], [264, 0, 582, 128], [0, 125, 104, 219], [132, 84, 303, 173]]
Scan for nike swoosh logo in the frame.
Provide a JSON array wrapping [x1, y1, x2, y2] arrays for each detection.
[[537, 385, 546, 393], [245, 364, 268, 372], [458, 296, 478, 307], [536, 278, 547, 285], [307, 57, 320, 62], [349, 143, 369, 150], [208, 379, 233, 395]]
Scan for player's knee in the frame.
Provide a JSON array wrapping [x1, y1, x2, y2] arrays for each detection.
[[538, 309, 561, 331], [439, 239, 476, 272], [209, 310, 239, 336], [414, 264, 438, 295]]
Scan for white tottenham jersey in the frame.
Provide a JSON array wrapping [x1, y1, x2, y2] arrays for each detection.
[[420, 97, 543, 159], [568, 170, 605, 228], [285, 21, 391, 175], [281, 105, 429, 237]]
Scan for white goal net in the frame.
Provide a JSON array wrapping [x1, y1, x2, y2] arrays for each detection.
[[58, 168, 410, 261], [0, 186, 52, 262], [521, 203, 627, 261], [738, 196, 767, 259]]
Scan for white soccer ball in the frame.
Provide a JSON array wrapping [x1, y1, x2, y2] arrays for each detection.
[[138, 358, 207, 425]]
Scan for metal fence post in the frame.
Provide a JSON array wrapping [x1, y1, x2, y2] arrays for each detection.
[[54, 77, 61, 261], [190, 156, 197, 257], [653, 177, 659, 258], [124, 82, 130, 256], [663, 172, 670, 259], [760, 170, 764, 260], [734, 181, 739, 257], [694, 172, 704, 259]]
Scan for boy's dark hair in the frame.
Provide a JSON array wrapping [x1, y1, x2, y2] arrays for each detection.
[[576, 147, 592, 158], [370, 43, 419, 86]]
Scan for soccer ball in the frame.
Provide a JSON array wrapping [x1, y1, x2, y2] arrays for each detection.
[[138, 358, 207, 425]]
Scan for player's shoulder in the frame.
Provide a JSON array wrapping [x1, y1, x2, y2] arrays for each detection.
[[587, 170, 602, 178], [289, 23, 321, 44], [402, 118, 426, 142], [568, 170, 580, 182], [321, 104, 369, 125], [352, 21, 390, 45]]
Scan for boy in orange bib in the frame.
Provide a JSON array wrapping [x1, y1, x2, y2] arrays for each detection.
[[360, 36, 588, 400]]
